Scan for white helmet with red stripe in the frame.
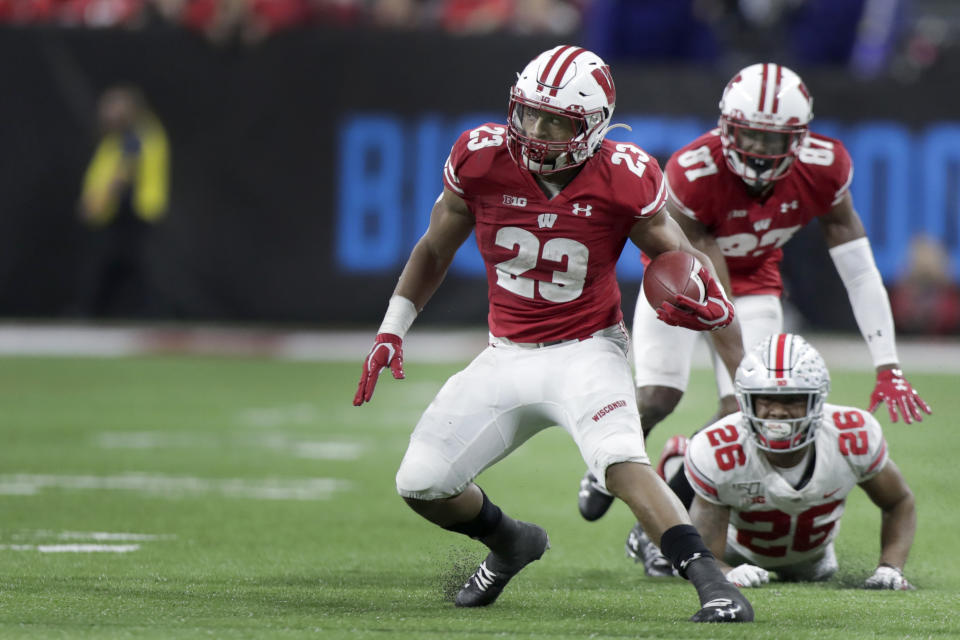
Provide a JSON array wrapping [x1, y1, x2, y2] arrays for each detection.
[[507, 45, 616, 174], [719, 63, 813, 188], [735, 333, 830, 452]]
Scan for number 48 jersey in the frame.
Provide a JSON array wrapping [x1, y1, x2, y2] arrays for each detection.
[[665, 129, 853, 297], [684, 403, 888, 568], [443, 123, 666, 343]]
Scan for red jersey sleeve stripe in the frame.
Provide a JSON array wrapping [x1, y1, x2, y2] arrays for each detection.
[[684, 453, 718, 497], [866, 439, 888, 474], [443, 158, 464, 195], [638, 177, 667, 216]]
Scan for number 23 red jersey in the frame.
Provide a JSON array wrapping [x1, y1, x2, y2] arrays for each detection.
[[443, 123, 666, 343], [665, 129, 853, 297]]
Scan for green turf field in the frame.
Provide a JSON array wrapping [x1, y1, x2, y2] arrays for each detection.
[[1, 354, 958, 639]]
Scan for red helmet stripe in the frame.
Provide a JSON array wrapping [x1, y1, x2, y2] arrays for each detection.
[[539, 45, 575, 88], [540, 45, 585, 96], [774, 333, 788, 378], [771, 64, 783, 114], [758, 63, 769, 112]]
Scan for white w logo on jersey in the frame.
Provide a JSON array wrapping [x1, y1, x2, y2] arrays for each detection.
[[753, 218, 772, 232], [571, 203, 592, 217], [537, 213, 558, 228]]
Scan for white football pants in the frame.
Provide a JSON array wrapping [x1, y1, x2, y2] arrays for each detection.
[[396, 324, 649, 500], [632, 289, 783, 396]]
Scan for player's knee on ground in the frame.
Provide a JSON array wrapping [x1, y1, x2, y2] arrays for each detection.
[[637, 386, 684, 435]]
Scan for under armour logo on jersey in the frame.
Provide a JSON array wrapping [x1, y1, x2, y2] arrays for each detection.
[[780, 200, 799, 213], [753, 218, 772, 231], [571, 203, 592, 216], [503, 195, 528, 207], [538, 213, 558, 229]]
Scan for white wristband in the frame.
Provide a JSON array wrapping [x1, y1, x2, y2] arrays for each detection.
[[829, 237, 898, 367], [378, 295, 418, 339]]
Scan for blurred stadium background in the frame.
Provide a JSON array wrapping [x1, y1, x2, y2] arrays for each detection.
[[1, 0, 959, 340]]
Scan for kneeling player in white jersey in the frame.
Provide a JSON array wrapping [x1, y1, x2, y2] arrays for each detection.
[[630, 333, 916, 590]]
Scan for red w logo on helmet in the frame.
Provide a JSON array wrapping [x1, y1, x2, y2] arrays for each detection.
[[591, 66, 615, 105]]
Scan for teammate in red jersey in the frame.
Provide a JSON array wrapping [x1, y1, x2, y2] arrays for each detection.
[[354, 45, 753, 622], [577, 63, 933, 525]]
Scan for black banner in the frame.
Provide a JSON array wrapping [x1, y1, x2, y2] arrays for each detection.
[[1, 27, 958, 330]]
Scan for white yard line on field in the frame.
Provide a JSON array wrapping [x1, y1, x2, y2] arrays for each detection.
[[0, 473, 352, 501], [0, 544, 141, 553]]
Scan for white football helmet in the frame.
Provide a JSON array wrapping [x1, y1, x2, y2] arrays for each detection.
[[718, 63, 813, 188], [735, 333, 830, 452], [507, 45, 616, 174]]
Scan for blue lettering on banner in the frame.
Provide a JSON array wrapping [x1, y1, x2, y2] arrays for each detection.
[[336, 115, 960, 280], [336, 117, 404, 270]]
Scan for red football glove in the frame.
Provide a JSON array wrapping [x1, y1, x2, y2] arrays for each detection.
[[353, 333, 404, 406], [868, 368, 932, 424], [656, 267, 735, 331]]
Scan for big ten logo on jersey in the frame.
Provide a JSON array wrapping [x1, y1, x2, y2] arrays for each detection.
[[733, 481, 765, 507], [503, 195, 528, 207]]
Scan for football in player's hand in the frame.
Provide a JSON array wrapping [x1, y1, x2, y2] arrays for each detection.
[[643, 251, 706, 311]]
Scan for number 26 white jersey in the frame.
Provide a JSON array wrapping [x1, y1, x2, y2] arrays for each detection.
[[684, 403, 887, 567]]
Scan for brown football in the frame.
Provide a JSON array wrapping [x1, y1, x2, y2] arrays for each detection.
[[643, 251, 706, 310]]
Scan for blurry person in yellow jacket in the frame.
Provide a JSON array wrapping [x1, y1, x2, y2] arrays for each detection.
[[74, 85, 169, 318]]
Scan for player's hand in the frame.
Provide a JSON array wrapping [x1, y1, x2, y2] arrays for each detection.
[[868, 369, 932, 424], [353, 333, 404, 406], [864, 565, 914, 590], [725, 564, 769, 588], [656, 267, 734, 331]]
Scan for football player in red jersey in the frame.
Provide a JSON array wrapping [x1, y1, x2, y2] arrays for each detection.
[[628, 334, 916, 591], [577, 63, 932, 525], [354, 45, 753, 622]]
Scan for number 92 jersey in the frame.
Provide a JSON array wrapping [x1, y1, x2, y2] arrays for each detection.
[[684, 404, 888, 568], [665, 129, 853, 297], [443, 123, 666, 343]]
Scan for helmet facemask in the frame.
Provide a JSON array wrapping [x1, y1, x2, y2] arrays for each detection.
[[719, 117, 807, 189], [739, 391, 824, 452], [507, 92, 604, 174]]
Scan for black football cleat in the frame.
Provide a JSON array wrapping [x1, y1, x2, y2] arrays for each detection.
[[625, 523, 675, 577], [690, 595, 754, 623], [455, 522, 550, 607], [577, 471, 615, 521]]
